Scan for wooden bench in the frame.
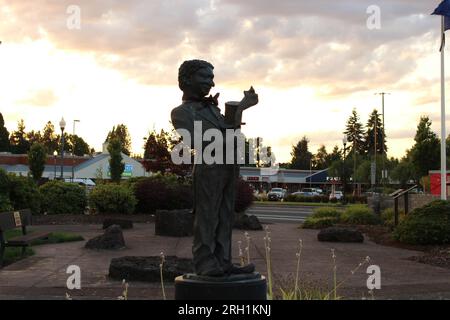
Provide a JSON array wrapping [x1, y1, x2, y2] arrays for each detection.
[[0, 209, 51, 268]]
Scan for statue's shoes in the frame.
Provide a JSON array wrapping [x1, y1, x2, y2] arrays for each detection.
[[226, 263, 255, 275]]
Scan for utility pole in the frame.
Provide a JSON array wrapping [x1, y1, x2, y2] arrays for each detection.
[[375, 92, 390, 186]]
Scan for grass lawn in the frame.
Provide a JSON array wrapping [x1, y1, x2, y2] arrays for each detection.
[[253, 201, 366, 207], [2, 229, 84, 266]]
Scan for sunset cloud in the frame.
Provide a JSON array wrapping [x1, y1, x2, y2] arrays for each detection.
[[0, 0, 447, 161]]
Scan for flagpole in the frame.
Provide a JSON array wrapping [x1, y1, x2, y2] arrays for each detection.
[[441, 16, 447, 200]]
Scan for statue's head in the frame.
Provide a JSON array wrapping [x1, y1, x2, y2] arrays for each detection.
[[178, 59, 215, 99]]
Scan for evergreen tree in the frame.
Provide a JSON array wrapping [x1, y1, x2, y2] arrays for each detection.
[[289, 136, 313, 170], [313, 145, 329, 170], [105, 124, 132, 156], [108, 138, 124, 182], [41, 121, 59, 154], [364, 109, 386, 157], [344, 108, 365, 155], [410, 116, 440, 179], [143, 129, 172, 173], [9, 119, 30, 154], [28, 142, 47, 182], [0, 112, 11, 152]]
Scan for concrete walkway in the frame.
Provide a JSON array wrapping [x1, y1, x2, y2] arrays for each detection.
[[1, 222, 450, 300]]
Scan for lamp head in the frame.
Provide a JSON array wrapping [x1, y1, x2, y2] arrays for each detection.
[[59, 117, 66, 131]]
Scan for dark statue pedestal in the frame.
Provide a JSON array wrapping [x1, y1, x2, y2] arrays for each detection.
[[174, 272, 267, 300]]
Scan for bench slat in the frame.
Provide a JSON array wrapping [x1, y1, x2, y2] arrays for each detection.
[[7, 232, 51, 245]]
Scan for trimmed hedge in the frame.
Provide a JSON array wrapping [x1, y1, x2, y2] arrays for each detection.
[[302, 217, 339, 229], [341, 206, 381, 225], [394, 200, 450, 245], [89, 184, 137, 214], [40, 181, 87, 215], [312, 207, 342, 219]]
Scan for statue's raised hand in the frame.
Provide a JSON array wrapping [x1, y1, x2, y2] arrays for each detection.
[[239, 86, 259, 110]]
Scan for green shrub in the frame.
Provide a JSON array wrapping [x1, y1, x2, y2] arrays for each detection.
[[40, 181, 87, 214], [330, 197, 338, 203], [341, 206, 381, 225], [8, 174, 41, 214], [302, 217, 339, 229], [89, 184, 136, 214], [285, 194, 297, 202], [381, 208, 406, 227], [320, 195, 329, 203], [394, 200, 450, 245], [312, 207, 342, 219], [0, 193, 13, 212]]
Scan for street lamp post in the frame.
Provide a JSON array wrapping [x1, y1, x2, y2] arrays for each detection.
[[59, 117, 66, 179], [53, 150, 57, 179], [72, 120, 80, 180], [342, 136, 348, 195]]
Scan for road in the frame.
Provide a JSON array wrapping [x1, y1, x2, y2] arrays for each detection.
[[247, 204, 316, 223]]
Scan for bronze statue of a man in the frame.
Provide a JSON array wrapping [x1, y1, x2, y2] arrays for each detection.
[[171, 60, 258, 276]]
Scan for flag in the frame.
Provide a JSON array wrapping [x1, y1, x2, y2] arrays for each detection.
[[432, 0, 450, 50]]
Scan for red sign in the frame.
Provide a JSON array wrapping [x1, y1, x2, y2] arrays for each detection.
[[246, 176, 260, 182], [430, 173, 450, 195]]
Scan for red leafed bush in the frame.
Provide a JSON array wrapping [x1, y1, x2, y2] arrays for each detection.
[[235, 179, 254, 213]]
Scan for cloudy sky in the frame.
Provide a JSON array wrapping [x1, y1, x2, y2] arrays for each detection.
[[0, 0, 447, 162]]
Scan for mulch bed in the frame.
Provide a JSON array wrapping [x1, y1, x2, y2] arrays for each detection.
[[32, 214, 155, 225], [354, 225, 450, 270]]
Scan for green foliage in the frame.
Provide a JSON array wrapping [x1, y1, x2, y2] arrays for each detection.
[[302, 217, 339, 229], [344, 108, 365, 155], [8, 174, 41, 214], [381, 208, 405, 227], [312, 207, 342, 219], [108, 138, 125, 182], [410, 116, 440, 179], [364, 109, 386, 156], [341, 206, 381, 225], [89, 183, 137, 214], [28, 142, 47, 182], [9, 119, 31, 154], [394, 200, 450, 245], [39, 180, 87, 214], [0, 194, 13, 211], [0, 112, 11, 152], [105, 124, 132, 156], [289, 136, 313, 170]]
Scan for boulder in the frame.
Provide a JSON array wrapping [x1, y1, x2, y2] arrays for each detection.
[[317, 227, 364, 243], [85, 225, 126, 250], [234, 213, 263, 230], [103, 218, 133, 230], [109, 256, 193, 282], [155, 210, 194, 237]]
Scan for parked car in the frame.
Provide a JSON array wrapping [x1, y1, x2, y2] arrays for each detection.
[[329, 191, 344, 200], [300, 188, 321, 196], [267, 188, 287, 201]]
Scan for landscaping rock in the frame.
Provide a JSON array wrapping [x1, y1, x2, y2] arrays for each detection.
[[109, 256, 193, 282], [103, 218, 133, 230], [317, 227, 364, 243], [155, 209, 194, 237], [234, 213, 263, 230], [85, 225, 126, 250]]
